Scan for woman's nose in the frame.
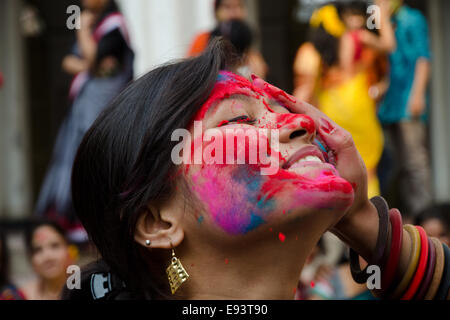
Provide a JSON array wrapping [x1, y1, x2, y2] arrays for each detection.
[[274, 113, 316, 144]]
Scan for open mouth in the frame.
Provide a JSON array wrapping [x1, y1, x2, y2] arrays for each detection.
[[282, 145, 334, 175]]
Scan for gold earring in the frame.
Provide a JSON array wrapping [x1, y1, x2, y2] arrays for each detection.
[[166, 246, 189, 295]]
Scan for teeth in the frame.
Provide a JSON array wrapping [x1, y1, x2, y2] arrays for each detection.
[[298, 155, 322, 163]]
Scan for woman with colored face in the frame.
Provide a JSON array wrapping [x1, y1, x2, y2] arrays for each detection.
[[67, 40, 450, 300]]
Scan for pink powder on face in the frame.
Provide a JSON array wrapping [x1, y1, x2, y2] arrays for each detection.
[[191, 162, 353, 235], [185, 71, 354, 235]]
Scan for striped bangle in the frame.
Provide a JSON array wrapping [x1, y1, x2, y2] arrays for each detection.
[[389, 225, 421, 299], [423, 238, 445, 299], [414, 237, 436, 300], [434, 243, 450, 300], [350, 196, 389, 284], [401, 226, 429, 299], [375, 208, 403, 298]]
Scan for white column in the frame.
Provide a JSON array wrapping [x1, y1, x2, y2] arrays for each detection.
[[117, 0, 215, 77], [428, 0, 450, 202], [0, 0, 33, 219]]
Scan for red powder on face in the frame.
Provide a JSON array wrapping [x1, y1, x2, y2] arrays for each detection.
[[262, 99, 275, 113], [192, 71, 267, 123], [274, 113, 315, 134], [218, 120, 229, 127], [262, 82, 297, 105], [319, 118, 335, 135], [257, 167, 353, 208], [278, 232, 286, 242]]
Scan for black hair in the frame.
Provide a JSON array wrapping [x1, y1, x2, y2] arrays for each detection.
[[210, 19, 253, 56], [415, 203, 450, 232], [69, 38, 237, 300], [0, 231, 10, 288], [214, 0, 223, 12], [94, 0, 120, 28], [308, 25, 339, 67], [338, 1, 368, 17], [214, 0, 245, 12], [24, 219, 68, 256]]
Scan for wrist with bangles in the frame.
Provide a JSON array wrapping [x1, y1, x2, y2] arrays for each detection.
[[349, 196, 450, 300]]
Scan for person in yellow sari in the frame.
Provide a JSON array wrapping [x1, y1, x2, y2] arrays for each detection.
[[293, 1, 395, 198]]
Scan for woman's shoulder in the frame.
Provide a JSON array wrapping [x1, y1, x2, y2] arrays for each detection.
[[18, 279, 38, 300], [0, 284, 26, 300]]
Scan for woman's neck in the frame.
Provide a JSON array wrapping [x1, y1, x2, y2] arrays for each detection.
[[38, 275, 66, 300], [175, 229, 319, 300]]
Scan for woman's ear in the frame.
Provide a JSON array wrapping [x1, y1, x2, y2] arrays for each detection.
[[134, 204, 185, 249]]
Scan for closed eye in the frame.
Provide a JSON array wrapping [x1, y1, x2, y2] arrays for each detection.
[[218, 116, 256, 127]]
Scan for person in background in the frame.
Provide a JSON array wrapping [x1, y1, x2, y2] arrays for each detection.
[[377, 0, 432, 220], [21, 221, 74, 300], [209, 19, 264, 79], [187, 0, 267, 78], [293, 0, 394, 198], [416, 204, 450, 246], [297, 238, 375, 300], [34, 0, 134, 243], [0, 232, 25, 300]]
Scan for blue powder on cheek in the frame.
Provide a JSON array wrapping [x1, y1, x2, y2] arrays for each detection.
[[243, 213, 266, 233], [256, 196, 276, 212], [227, 166, 277, 234]]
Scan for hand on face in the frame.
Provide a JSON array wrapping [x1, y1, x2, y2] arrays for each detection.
[[182, 72, 354, 237], [251, 75, 369, 225]]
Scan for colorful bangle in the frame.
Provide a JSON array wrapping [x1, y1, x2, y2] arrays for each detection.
[[389, 224, 421, 299], [423, 238, 445, 300], [401, 226, 429, 299], [371, 219, 392, 298], [414, 237, 436, 300], [376, 208, 403, 297], [349, 196, 390, 284], [434, 243, 450, 300]]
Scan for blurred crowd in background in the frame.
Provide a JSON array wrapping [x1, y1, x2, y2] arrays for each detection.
[[0, 0, 449, 300]]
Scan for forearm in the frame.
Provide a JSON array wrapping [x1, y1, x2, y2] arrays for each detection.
[[77, 29, 97, 68], [378, 11, 396, 52], [331, 201, 379, 261], [331, 200, 411, 274], [411, 58, 430, 97], [62, 55, 89, 75]]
